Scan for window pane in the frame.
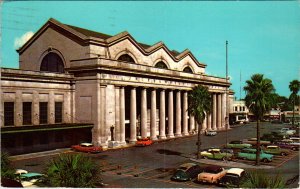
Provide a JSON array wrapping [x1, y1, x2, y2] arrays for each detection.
[[55, 102, 63, 123], [39, 102, 48, 124], [23, 102, 32, 125], [4, 102, 14, 126]]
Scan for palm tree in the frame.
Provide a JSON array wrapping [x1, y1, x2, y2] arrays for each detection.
[[289, 80, 300, 126], [188, 85, 212, 159], [244, 74, 275, 165], [45, 154, 101, 187]]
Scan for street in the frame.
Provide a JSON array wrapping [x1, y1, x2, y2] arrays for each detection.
[[11, 122, 299, 188]]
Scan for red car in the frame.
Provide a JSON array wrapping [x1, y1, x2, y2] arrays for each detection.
[[71, 143, 103, 153], [136, 138, 153, 146]]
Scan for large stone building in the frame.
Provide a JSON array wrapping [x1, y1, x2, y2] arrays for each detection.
[[1, 18, 231, 154]]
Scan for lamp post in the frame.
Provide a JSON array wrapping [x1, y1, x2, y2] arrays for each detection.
[[225, 40, 229, 147]]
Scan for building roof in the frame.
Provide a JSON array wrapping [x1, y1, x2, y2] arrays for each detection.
[[17, 18, 207, 68]]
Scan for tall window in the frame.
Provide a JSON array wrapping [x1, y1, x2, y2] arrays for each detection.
[[117, 54, 135, 63], [154, 61, 168, 69], [55, 102, 63, 123], [40, 52, 64, 73], [23, 102, 32, 125], [183, 66, 193, 73], [4, 102, 14, 126], [39, 102, 48, 124]]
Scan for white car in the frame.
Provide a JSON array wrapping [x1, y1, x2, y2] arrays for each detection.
[[280, 128, 296, 135], [205, 130, 217, 136]]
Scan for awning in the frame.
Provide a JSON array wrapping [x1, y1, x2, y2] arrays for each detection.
[[1, 123, 94, 134]]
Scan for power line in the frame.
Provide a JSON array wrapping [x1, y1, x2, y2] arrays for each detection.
[[2, 19, 39, 25], [2, 12, 35, 18], [1, 26, 32, 31]]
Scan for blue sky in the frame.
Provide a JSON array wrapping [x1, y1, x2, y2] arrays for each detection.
[[1, 1, 299, 98]]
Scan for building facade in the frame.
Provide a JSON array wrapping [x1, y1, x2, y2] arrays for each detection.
[[1, 18, 231, 153], [229, 100, 249, 124]]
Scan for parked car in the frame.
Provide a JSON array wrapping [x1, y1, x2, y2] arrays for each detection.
[[19, 172, 44, 187], [197, 165, 227, 184], [261, 132, 285, 143], [71, 142, 103, 153], [226, 140, 252, 149], [171, 163, 202, 181], [280, 128, 296, 135], [205, 130, 217, 136], [273, 141, 299, 151], [136, 138, 153, 146], [263, 145, 290, 156], [281, 139, 300, 146], [15, 169, 28, 176], [200, 149, 233, 161], [237, 148, 273, 162], [243, 138, 271, 146], [219, 168, 245, 187]]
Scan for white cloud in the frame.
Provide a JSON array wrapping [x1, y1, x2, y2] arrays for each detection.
[[14, 31, 34, 49]]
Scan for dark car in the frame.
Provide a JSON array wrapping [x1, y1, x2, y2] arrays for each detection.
[[171, 163, 202, 181], [219, 168, 245, 187], [273, 141, 299, 151]]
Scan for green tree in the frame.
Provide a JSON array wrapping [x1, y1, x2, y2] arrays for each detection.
[[45, 154, 101, 187], [1, 151, 16, 179], [188, 85, 212, 159], [244, 74, 275, 165], [289, 80, 300, 126], [241, 170, 286, 188]]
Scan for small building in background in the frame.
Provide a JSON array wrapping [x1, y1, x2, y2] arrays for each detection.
[[229, 100, 249, 124]]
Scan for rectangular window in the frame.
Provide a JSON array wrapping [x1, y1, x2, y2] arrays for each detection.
[[55, 102, 63, 123], [239, 106, 242, 111], [235, 106, 238, 111], [23, 102, 32, 125], [4, 102, 14, 126], [243, 106, 245, 111], [39, 102, 48, 124]]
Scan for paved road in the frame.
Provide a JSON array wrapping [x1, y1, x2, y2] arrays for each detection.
[[11, 122, 299, 188]]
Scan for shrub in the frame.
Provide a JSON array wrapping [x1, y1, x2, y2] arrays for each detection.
[[1, 151, 15, 179], [241, 170, 286, 188], [45, 154, 101, 187]]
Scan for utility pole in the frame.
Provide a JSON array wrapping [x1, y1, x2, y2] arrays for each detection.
[[225, 40, 229, 150]]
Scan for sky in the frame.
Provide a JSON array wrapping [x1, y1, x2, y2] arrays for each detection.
[[1, 1, 299, 98]]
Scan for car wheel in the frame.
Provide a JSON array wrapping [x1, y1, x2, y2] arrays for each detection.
[[292, 147, 296, 151], [222, 157, 227, 161], [203, 156, 208, 159], [262, 158, 268, 163], [280, 152, 286, 156]]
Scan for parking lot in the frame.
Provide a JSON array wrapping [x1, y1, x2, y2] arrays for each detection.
[[11, 122, 299, 188]]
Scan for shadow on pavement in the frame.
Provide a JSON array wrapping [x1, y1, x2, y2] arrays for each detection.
[[157, 149, 182, 156]]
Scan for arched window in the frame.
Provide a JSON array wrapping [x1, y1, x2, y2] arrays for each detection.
[[40, 52, 64, 73], [183, 66, 193, 73], [154, 61, 168, 69], [117, 54, 135, 63]]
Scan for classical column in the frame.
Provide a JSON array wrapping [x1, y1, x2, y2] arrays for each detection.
[[202, 113, 207, 131], [189, 115, 195, 134], [217, 93, 222, 130], [167, 90, 174, 138], [114, 86, 120, 142], [222, 93, 226, 128], [212, 93, 217, 130], [150, 88, 157, 140], [120, 87, 126, 144], [175, 90, 182, 137], [100, 85, 107, 145], [141, 88, 147, 138], [159, 89, 166, 139], [129, 87, 137, 143], [207, 113, 212, 130], [182, 91, 189, 135]]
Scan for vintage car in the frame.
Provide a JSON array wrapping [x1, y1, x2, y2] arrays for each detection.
[[200, 149, 233, 161], [71, 142, 103, 153], [197, 165, 227, 184], [15, 169, 28, 176], [263, 145, 290, 156], [205, 130, 217, 136], [20, 172, 44, 187], [226, 140, 252, 149], [237, 148, 273, 162], [273, 141, 299, 151], [136, 138, 153, 146], [219, 168, 245, 187], [171, 163, 202, 181], [243, 138, 271, 146], [280, 128, 296, 135]]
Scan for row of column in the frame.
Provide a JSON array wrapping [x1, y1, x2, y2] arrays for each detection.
[[127, 87, 227, 143]]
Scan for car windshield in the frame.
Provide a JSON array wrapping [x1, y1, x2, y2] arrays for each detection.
[[174, 170, 188, 178], [204, 167, 221, 174], [221, 174, 239, 184]]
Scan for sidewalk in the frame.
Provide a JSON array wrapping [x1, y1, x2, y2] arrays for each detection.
[[9, 148, 72, 161], [190, 158, 274, 169]]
